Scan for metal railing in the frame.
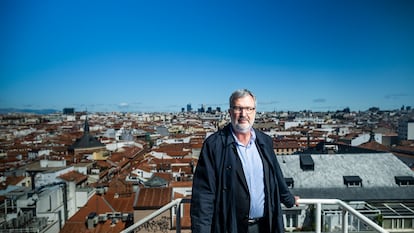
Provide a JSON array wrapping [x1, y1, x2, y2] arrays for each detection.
[[120, 198, 388, 233], [298, 198, 388, 233], [120, 198, 188, 233]]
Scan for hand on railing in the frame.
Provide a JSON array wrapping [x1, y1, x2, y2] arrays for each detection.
[[294, 196, 300, 207]]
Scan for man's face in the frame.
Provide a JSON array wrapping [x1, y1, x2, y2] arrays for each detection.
[[229, 95, 256, 133]]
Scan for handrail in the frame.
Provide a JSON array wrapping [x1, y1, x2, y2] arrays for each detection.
[[298, 198, 389, 233], [120, 198, 183, 233], [120, 198, 389, 233]]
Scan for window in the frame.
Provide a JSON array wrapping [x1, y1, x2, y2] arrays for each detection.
[[395, 176, 414, 186], [343, 176, 362, 187], [300, 154, 314, 171], [383, 219, 392, 229], [404, 219, 413, 229]]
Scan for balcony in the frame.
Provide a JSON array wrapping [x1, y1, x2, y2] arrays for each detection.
[[120, 198, 398, 233]]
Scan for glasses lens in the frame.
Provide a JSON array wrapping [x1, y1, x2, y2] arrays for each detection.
[[232, 106, 255, 113]]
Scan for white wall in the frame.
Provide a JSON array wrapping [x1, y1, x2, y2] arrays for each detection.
[[351, 133, 382, 146], [408, 122, 414, 140]]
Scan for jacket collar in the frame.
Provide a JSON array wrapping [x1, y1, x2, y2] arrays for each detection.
[[221, 124, 236, 147]]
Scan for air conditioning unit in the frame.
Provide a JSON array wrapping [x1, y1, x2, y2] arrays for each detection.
[[113, 212, 121, 219], [122, 213, 129, 222], [98, 214, 108, 222]]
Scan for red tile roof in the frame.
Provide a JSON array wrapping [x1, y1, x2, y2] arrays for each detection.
[[61, 217, 127, 233], [61, 190, 135, 233], [69, 195, 115, 221], [273, 139, 300, 149], [170, 181, 192, 188], [359, 141, 389, 152], [59, 170, 88, 184], [3, 175, 26, 186], [134, 187, 172, 210]]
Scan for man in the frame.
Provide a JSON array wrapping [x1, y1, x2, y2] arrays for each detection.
[[191, 89, 299, 233]]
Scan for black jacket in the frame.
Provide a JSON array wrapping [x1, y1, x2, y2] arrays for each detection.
[[190, 124, 295, 233]]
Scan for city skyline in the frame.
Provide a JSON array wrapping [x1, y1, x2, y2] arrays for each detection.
[[1, 0, 414, 113]]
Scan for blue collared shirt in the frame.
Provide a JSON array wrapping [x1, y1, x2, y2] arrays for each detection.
[[232, 129, 265, 219]]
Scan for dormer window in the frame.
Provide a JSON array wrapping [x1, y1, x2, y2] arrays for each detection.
[[343, 176, 362, 187], [300, 154, 314, 171], [285, 178, 294, 188], [395, 176, 414, 186]]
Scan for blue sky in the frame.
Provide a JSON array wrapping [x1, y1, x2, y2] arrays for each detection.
[[1, 0, 414, 113]]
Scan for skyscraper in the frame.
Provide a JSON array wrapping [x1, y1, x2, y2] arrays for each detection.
[[186, 103, 192, 112]]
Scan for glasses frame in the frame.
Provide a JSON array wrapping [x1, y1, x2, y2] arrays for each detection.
[[231, 106, 256, 114]]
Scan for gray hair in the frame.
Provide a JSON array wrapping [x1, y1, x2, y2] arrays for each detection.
[[229, 89, 257, 107]]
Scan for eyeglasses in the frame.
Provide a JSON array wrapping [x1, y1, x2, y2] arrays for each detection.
[[231, 106, 256, 113]]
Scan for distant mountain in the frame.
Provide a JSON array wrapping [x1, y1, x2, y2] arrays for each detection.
[[0, 108, 60, 115]]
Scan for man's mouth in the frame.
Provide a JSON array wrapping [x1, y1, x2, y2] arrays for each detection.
[[238, 118, 248, 123]]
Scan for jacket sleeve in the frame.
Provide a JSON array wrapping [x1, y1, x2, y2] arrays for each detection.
[[265, 135, 296, 208], [190, 138, 217, 233], [274, 156, 296, 208]]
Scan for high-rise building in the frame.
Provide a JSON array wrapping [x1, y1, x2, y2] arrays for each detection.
[[186, 103, 192, 112], [398, 119, 414, 141], [63, 108, 74, 115]]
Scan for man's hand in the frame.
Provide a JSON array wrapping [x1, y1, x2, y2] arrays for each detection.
[[294, 196, 300, 206]]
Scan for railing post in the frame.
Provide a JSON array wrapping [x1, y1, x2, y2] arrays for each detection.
[[342, 209, 348, 233], [176, 201, 181, 233], [316, 202, 322, 233]]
